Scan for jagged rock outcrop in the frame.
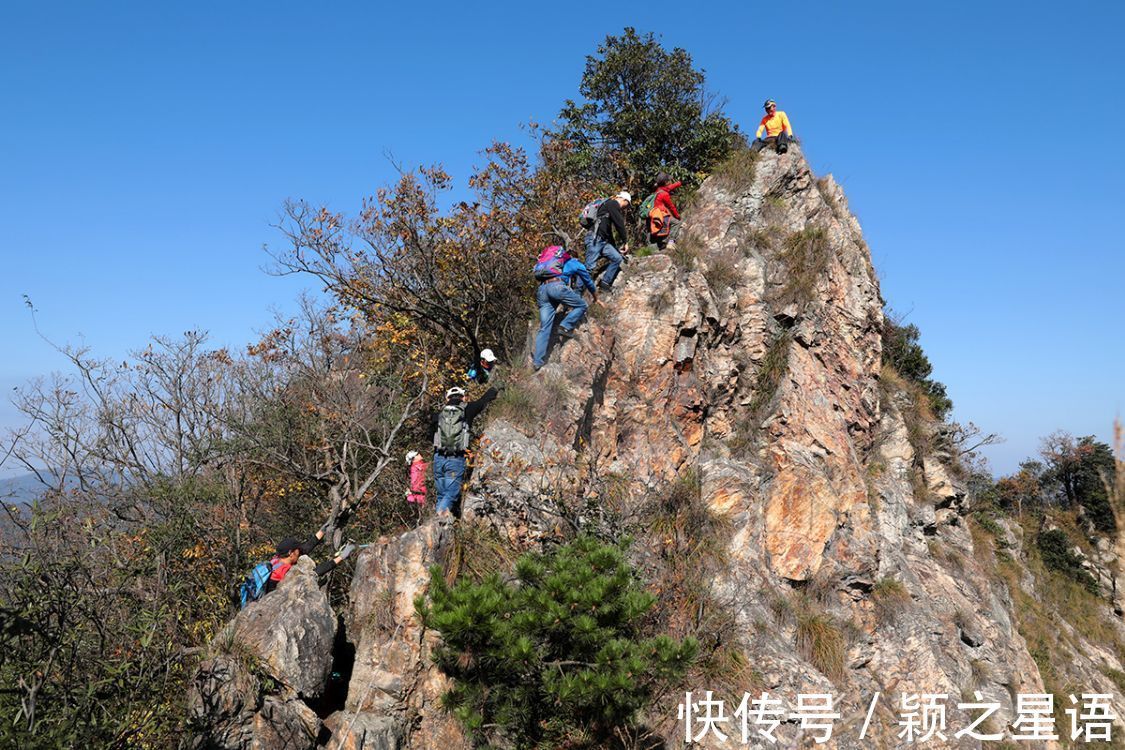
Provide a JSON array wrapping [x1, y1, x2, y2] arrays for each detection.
[[312, 522, 462, 750], [185, 556, 336, 749], [194, 144, 1125, 749]]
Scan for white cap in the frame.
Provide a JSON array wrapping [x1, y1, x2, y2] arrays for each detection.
[[446, 386, 466, 399], [616, 191, 632, 203], [480, 348, 497, 363], [405, 450, 419, 465]]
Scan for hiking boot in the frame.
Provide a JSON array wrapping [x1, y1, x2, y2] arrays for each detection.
[[558, 327, 576, 340]]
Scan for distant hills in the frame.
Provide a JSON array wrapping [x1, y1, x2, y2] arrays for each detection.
[[0, 472, 54, 505]]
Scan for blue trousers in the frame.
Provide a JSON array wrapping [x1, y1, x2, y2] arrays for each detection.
[[433, 453, 466, 513], [584, 233, 623, 287], [533, 281, 588, 368]]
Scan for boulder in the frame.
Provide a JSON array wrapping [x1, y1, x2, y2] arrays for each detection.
[[184, 556, 336, 749]]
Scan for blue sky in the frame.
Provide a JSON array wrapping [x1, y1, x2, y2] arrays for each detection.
[[1, 0, 1122, 475]]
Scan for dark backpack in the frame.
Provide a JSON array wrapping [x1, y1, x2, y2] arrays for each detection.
[[434, 404, 469, 453], [239, 560, 277, 609]]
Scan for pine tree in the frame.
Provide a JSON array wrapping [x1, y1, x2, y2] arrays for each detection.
[[417, 536, 698, 748]]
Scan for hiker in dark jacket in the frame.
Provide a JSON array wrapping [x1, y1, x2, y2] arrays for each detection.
[[265, 530, 356, 594], [430, 385, 499, 517], [584, 191, 631, 291], [466, 348, 498, 384]]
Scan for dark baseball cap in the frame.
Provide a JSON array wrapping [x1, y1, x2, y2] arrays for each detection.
[[276, 537, 301, 556]]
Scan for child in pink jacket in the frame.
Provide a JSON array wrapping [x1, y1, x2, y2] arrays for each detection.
[[405, 450, 427, 505]]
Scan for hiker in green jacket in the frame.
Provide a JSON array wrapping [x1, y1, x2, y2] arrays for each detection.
[[430, 385, 498, 518]]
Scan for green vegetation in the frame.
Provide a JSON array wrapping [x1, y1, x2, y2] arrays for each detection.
[[1036, 529, 1099, 594], [552, 28, 743, 194], [881, 314, 953, 421], [419, 536, 698, 748]]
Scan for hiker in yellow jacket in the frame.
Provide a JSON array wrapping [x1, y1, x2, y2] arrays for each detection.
[[752, 99, 794, 154]]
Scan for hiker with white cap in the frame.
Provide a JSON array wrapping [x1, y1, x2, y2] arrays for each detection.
[[429, 384, 499, 517], [466, 348, 498, 384], [584, 190, 631, 292]]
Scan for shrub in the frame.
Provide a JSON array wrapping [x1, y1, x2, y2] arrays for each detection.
[[1036, 529, 1099, 594], [551, 28, 743, 194], [881, 314, 953, 421], [419, 536, 698, 748]]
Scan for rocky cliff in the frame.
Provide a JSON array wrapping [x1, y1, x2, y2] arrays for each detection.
[[188, 145, 1125, 749]]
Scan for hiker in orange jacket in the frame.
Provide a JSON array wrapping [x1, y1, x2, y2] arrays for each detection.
[[752, 99, 794, 154], [649, 173, 683, 251]]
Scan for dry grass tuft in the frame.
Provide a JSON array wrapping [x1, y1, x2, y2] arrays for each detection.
[[795, 610, 848, 682], [443, 520, 517, 585], [731, 331, 792, 453], [774, 227, 830, 306], [711, 147, 760, 194], [871, 577, 911, 624], [703, 249, 741, 292], [490, 372, 570, 428], [669, 231, 704, 270]]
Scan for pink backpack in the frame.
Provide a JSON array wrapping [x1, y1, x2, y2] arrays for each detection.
[[533, 245, 570, 280]]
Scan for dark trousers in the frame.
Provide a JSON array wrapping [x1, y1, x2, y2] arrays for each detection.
[[751, 132, 791, 154]]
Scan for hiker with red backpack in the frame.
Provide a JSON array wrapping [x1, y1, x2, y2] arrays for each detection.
[[580, 191, 631, 292], [648, 173, 683, 251], [532, 245, 597, 371], [240, 527, 357, 607]]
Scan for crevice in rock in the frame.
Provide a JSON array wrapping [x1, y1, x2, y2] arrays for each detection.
[[572, 341, 614, 453], [310, 614, 355, 719]]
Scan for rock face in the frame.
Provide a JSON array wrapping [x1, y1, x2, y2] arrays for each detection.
[[194, 145, 1125, 748], [185, 556, 336, 750], [331, 522, 462, 749]]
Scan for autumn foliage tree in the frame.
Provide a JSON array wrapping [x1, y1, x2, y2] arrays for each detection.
[[272, 146, 545, 375], [0, 303, 423, 746]]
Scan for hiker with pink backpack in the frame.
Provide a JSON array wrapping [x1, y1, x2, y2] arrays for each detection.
[[531, 245, 598, 371]]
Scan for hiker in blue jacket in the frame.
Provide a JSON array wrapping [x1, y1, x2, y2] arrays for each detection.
[[532, 247, 598, 371]]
